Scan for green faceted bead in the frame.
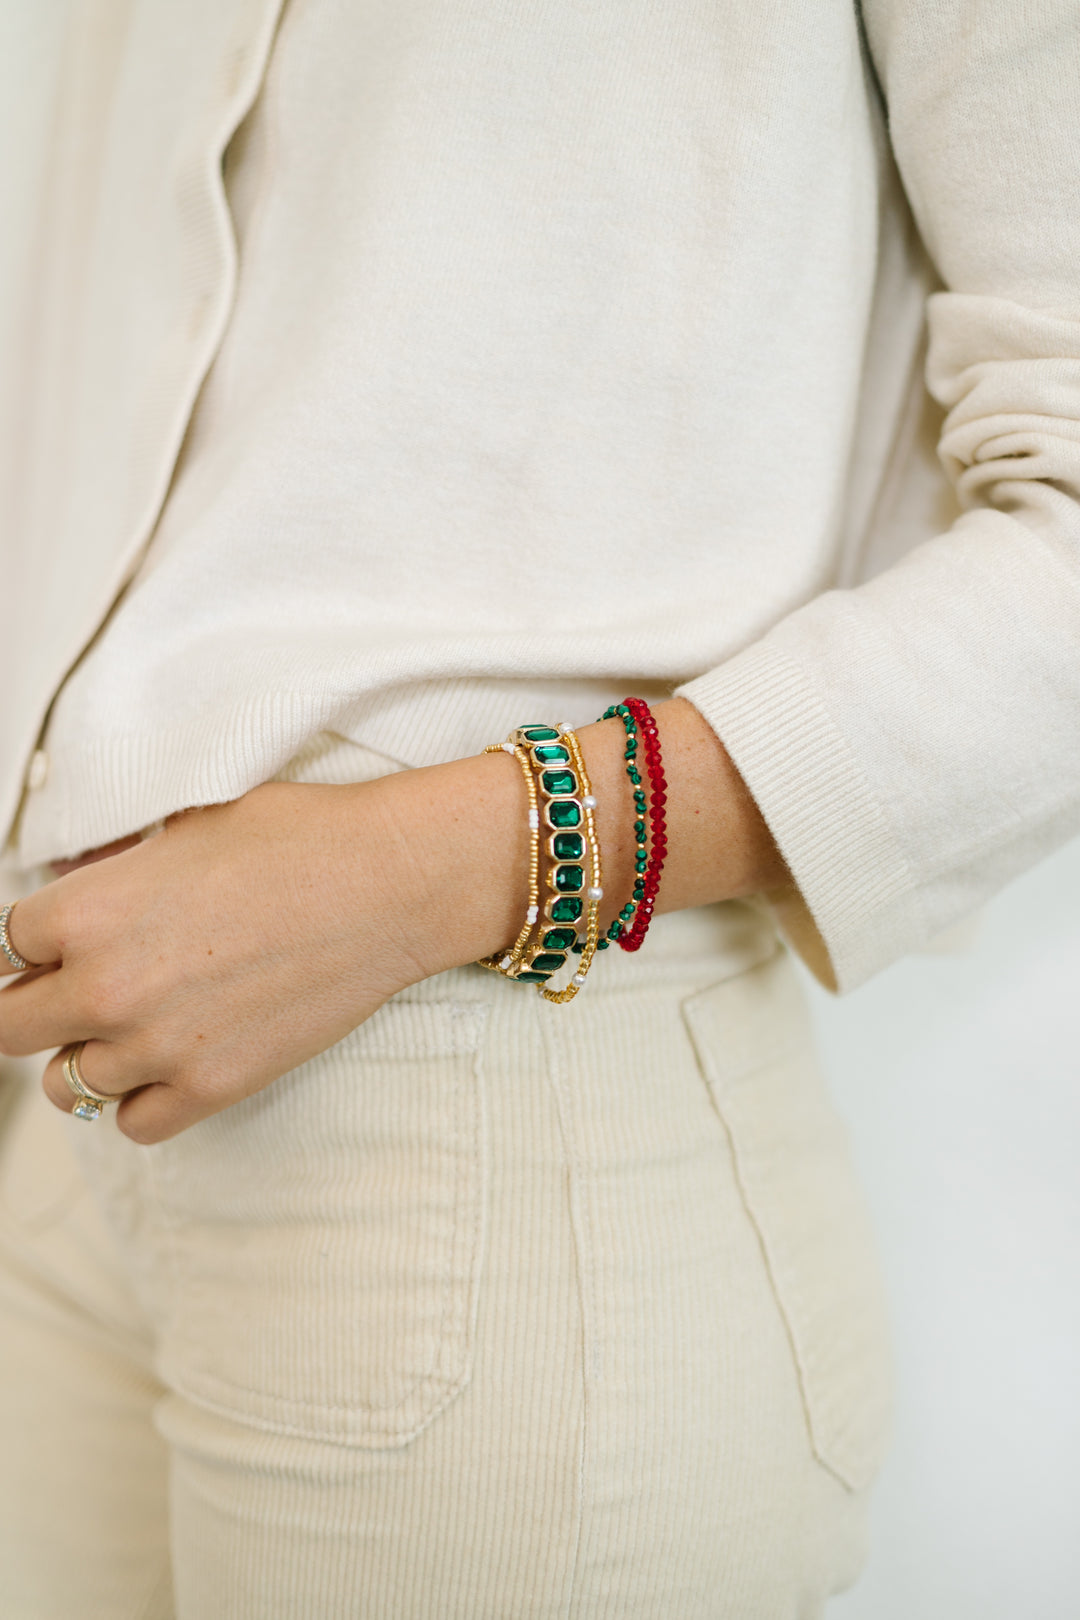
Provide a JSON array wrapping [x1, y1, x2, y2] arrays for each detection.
[[531, 952, 567, 973], [550, 896, 584, 923], [533, 743, 570, 764], [542, 768, 577, 796], [543, 927, 578, 950], [552, 832, 584, 860], [521, 726, 560, 741], [547, 800, 581, 829], [554, 864, 584, 893]]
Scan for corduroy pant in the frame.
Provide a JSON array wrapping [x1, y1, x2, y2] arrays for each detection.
[[0, 897, 890, 1619]]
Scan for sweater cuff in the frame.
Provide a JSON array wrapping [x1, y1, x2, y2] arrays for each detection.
[[675, 643, 925, 992]]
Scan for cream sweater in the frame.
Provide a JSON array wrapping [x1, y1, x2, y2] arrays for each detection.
[[2, 0, 1079, 991]]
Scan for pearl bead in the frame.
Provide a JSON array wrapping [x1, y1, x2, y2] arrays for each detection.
[[583, 794, 597, 809], [588, 886, 603, 901]]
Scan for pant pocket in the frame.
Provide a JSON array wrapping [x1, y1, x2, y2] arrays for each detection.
[[681, 951, 892, 1493], [0, 1070, 85, 1234], [145, 998, 489, 1447]]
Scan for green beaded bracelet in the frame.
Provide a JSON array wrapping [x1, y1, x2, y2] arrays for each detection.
[[582, 701, 649, 950]]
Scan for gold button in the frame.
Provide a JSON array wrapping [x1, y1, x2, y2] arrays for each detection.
[[27, 749, 49, 791]]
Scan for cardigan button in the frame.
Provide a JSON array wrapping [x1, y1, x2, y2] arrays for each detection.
[[27, 749, 49, 791]]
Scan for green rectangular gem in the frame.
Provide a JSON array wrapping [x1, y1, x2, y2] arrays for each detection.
[[530, 952, 566, 973], [521, 726, 560, 741], [547, 800, 581, 829], [516, 971, 551, 982], [554, 864, 584, 893], [550, 896, 583, 923], [532, 743, 570, 765], [542, 768, 577, 796], [552, 832, 584, 860], [543, 928, 577, 951]]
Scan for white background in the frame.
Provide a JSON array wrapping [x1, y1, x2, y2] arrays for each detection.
[[819, 836, 1080, 1618]]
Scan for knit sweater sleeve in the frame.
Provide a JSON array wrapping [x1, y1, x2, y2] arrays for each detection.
[[675, 0, 1080, 992]]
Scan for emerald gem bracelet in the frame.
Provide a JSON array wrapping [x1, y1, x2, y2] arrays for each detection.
[[504, 724, 598, 989], [538, 724, 602, 1003]]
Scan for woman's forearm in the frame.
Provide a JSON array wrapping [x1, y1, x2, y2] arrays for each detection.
[[381, 697, 791, 981], [0, 697, 789, 1142]]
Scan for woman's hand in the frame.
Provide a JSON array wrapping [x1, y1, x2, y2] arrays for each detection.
[[0, 701, 787, 1144], [0, 780, 451, 1143]]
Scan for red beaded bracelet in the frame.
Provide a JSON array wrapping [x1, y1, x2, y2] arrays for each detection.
[[618, 697, 667, 952]]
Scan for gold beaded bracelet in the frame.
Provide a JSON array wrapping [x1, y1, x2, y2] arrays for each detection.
[[476, 741, 542, 977]]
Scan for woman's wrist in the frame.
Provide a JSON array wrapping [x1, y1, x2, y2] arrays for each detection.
[[373, 697, 789, 986], [6, 699, 788, 1143]]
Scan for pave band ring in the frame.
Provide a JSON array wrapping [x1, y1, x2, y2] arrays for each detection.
[[63, 1043, 120, 1122], [0, 904, 30, 971]]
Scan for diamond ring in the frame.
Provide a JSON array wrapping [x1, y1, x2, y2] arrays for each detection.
[[0, 904, 29, 971], [62, 1044, 121, 1122]]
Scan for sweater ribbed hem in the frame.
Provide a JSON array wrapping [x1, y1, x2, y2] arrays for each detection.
[[14, 676, 659, 869], [676, 645, 924, 992]]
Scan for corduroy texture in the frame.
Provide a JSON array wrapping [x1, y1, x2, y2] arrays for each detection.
[[0, 909, 888, 1619]]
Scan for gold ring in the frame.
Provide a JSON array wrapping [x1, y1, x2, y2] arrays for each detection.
[[0, 904, 30, 971], [62, 1044, 121, 1122]]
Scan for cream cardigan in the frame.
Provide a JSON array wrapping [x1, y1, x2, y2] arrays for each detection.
[[1, 0, 1078, 991]]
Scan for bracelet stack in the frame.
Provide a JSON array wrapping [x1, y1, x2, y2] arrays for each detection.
[[477, 700, 668, 1002]]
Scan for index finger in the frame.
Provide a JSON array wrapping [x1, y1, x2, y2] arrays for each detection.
[[0, 897, 58, 976]]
